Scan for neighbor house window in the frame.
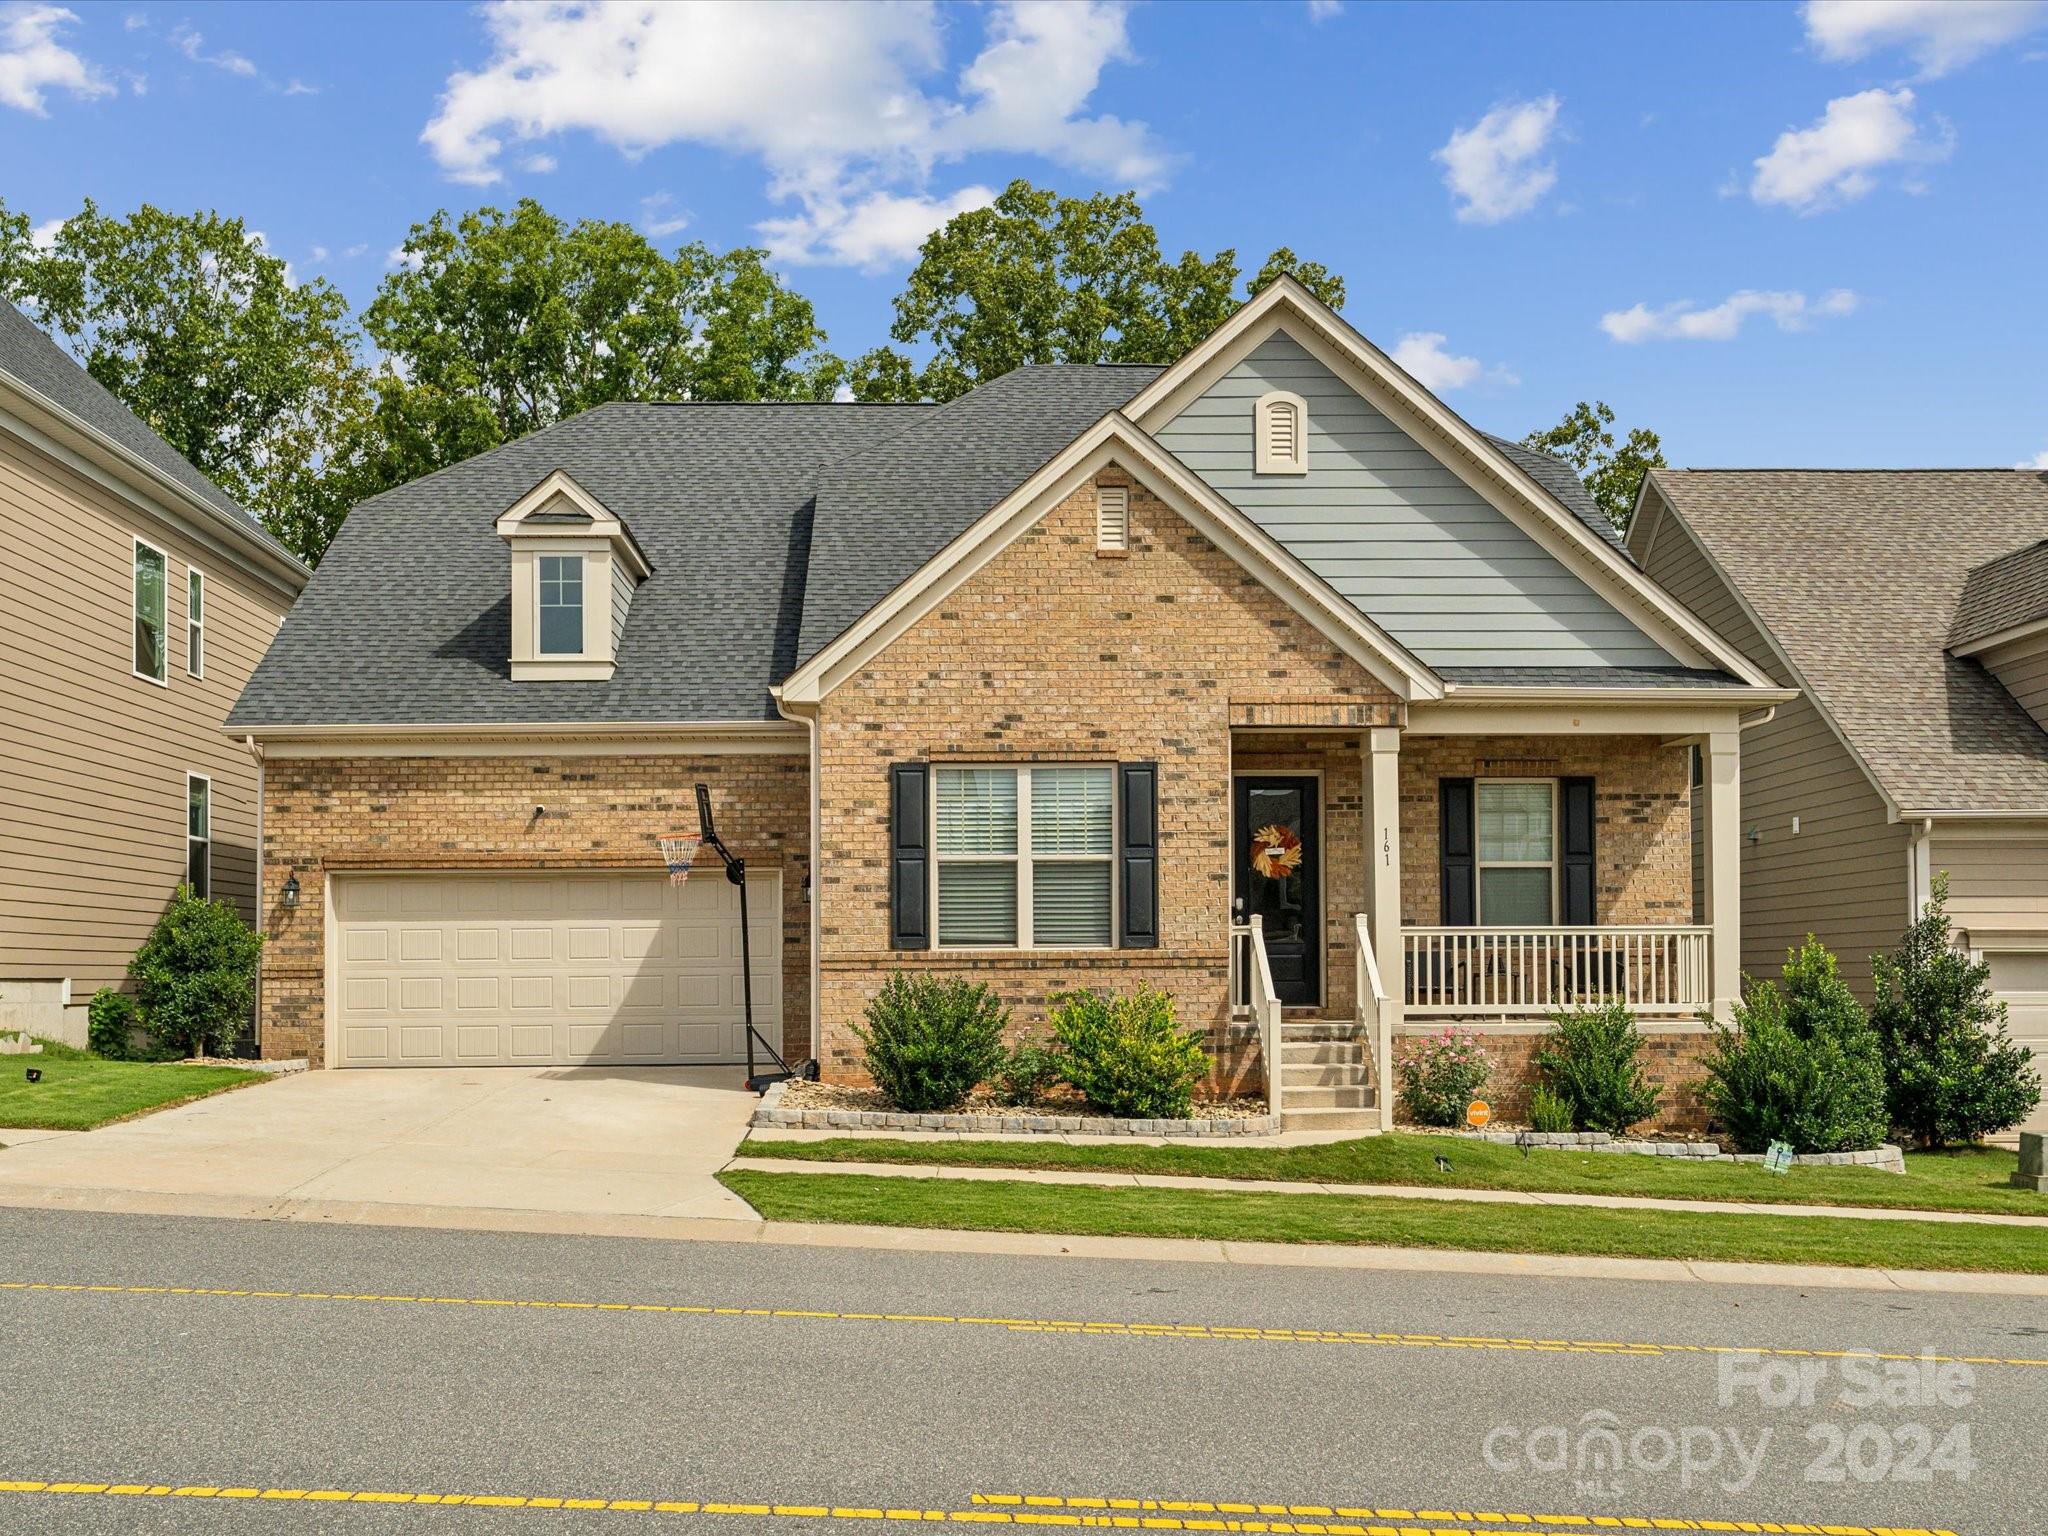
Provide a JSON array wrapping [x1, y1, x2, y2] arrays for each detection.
[[186, 568, 205, 678], [1476, 780, 1555, 925], [133, 538, 167, 683], [537, 553, 584, 655], [935, 765, 1114, 948], [1254, 390, 1309, 475], [186, 773, 211, 900]]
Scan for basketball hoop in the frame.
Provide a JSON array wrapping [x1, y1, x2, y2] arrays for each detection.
[[657, 831, 701, 884]]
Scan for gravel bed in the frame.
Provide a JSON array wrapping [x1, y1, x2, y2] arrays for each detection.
[[757, 1078, 1274, 1137]]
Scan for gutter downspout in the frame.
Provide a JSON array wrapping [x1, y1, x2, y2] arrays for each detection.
[[244, 734, 265, 1058], [770, 688, 823, 1069]]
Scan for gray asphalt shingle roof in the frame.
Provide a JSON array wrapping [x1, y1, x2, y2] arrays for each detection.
[[0, 297, 295, 565], [1950, 539, 2048, 651], [1483, 435, 1627, 554], [1653, 468, 2048, 813], [230, 363, 1629, 729]]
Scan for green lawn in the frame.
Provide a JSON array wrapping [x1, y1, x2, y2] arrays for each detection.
[[721, 1170, 2048, 1275], [0, 1039, 265, 1132], [738, 1133, 2043, 1216]]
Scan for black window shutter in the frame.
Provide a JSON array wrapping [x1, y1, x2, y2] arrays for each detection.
[[1118, 762, 1159, 949], [889, 762, 930, 950], [1440, 777, 1476, 926], [1560, 776, 1596, 926]]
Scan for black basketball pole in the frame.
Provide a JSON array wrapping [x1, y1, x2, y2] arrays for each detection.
[[695, 782, 793, 1093]]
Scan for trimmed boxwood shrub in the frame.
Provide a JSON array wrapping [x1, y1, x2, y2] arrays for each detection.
[[131, 884, 262, 1060], [1533, 1001, 1662, 1135], [1049, 986, 1208, 1119], [853, 973, 1008, 1113], [1397, 1025, 1491, 1127], [1702, 937, 1888, 1154]]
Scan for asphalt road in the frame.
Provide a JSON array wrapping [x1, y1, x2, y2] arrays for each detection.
[[0, 1207, 2039, 1535]]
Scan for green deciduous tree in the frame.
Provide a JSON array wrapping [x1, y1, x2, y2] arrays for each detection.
[[852, 180, 1348, 402], [1522, 400, 1666, 532], [0, 198, 370, 564], [357, 200, 844, 493]]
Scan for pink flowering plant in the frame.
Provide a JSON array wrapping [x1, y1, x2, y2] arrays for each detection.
[[1397, 1024, 1493, 1126]]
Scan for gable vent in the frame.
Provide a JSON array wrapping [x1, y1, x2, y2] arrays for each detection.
[[1096, 484, 1130, 554], [1255, 390, 1309, 475]]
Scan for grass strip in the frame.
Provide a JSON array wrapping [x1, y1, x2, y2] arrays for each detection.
[[737, 1134, 2042, 1217], [0, 1043, 265, 1132], [720, 1170, 2048, 1275]]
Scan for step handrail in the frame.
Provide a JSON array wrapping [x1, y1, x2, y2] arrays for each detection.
[[1230, 916, 1283, 1122], [1355, 912, 1391, 1133]]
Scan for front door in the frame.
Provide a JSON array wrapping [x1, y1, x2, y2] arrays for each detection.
[[1234, 775, 1321, 1007]]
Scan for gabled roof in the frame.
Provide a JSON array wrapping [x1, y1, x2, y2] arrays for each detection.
[[0, 296, 301, 575], [1646, 468, 2048, 815], [1950, 539, 2048, 653]]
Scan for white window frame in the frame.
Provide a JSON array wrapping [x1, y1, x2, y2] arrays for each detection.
[[931, 763, 1119, 952], [186, 566, 205, 679], [1475, 777, 1559, 927], [186, 772, 211, 900], [536, 552, 586, 657], [132, 536, 168, 686], [1253, 389, 1309, 476]]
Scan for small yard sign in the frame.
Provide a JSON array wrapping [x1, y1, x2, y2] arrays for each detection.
[[1466, 1099, 1491, 1128], [1763, 1140, 1794, 1174]]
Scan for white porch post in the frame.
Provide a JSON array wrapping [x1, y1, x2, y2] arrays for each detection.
[[1703, 727, 1742, 1022], [1366, 726, 1403, 1130]]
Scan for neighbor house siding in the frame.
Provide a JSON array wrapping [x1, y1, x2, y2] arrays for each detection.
[[0, 429, 289, 1009], [1154, 329, 1676, 669], [1929, 833, 2048, 934], [1639, 497, 1907, 997], [1977, 632, 2048, 732]]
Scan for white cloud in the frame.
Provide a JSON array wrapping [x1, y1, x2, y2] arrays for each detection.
[[639, 191, 690, 238], [1803, 0, 2046, 77], [1308, 0, 1343, 19], [309, 243, 330, 263], [282, 77, 317, 96], [1600, 288, 1860, 343], [1433, 94, 1561, 224], [340, 242, 368, 260], [1749, 88, 1952, 212], [1389, 331, 1517, 391], [2021, 447, 2048, 470], [0, 4, 113, 114], [520, 152, 557, 174], [169, 21, 256, 77], [421, 1, 1166, 268], [28, 215, 63, 249], [761, 183, 996, 270]]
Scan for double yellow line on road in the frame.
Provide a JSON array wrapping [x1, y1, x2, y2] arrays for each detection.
[[0, 1479, 1961, 1536], [6, 1277, 2046, 1372]]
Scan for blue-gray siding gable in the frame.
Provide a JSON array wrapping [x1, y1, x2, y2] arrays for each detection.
[[1153, 331, 1675, 668]]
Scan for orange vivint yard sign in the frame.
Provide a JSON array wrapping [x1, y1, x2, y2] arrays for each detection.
[[1466, 1100, 1491, 1128]]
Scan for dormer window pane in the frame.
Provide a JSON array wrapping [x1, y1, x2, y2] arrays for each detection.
[[538, 554, 584, 655]]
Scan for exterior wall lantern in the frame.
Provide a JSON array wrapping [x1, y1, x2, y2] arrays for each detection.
[[280, 874, 301, 910]]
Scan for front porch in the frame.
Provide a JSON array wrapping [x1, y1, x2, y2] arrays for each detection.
[[1228, 714, 1745, 1131]]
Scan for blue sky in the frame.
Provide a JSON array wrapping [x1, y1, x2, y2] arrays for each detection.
[[3, 0, 2045, 468]]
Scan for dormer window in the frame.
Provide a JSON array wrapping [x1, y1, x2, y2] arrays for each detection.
[[1254, 390, 1308, 475], [494, 469, 651, 681]]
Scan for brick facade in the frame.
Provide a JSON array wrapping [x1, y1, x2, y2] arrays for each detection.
[[258, 753, 810, 1067]]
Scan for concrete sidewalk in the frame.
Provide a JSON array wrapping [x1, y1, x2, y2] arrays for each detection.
[[723, 1154, 2048, 1228]]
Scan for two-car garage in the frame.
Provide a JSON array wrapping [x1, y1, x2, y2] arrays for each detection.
[[329, 871, 781, 1068]]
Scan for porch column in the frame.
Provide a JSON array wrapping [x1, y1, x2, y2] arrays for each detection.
[[1366, 726, 1403, 1131], [1702, 727, 1742, 1022]]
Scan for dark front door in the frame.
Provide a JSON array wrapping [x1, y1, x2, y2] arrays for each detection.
[[1234, 775, 1320, 1007]]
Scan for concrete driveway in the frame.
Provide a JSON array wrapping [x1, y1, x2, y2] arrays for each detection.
[[0, 1067, 762, 1223]]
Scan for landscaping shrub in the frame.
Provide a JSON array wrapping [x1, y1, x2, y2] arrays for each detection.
[[853, 973, 1008, 1113], [1702, 938, 1889, 1154], [1049, 986, 1208, 1119], [990, 1034, 1064, 1107], [1396, 1025, 1491, 1127], [130, 884, 262, 1060], [1871, 876, 2042, 1148], [1533, 1001, 1661, 1135], [1526, 1084, 1574, 1134], [86, 987, 139, 1060]]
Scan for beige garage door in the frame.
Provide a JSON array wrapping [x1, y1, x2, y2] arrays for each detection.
[[331, 871, 781, 1068], [1985, 950, 2048, 1140]]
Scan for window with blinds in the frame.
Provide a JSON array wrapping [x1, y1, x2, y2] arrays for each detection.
[[934, 765, 1115, 948], [1254, 390, 1309, 475], [1477, 779, 1556, 925], [1095, 484, 1129, 553]]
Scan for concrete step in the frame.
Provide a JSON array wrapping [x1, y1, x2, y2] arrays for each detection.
[[1281, 1060, 1370, 1088], [1280, 1038, 1363, 1065], [1283, 1083, 1375, 1110], [1279, 1106, 1380, 1132], [1280, 1021, 1362, 1041]]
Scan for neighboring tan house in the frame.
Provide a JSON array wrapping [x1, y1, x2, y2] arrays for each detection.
[[1632, 469, 2048, 1138], [228, 279, 1789, 1129], [0, 299, 309, 1043]]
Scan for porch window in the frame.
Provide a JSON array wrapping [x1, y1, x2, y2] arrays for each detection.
[[1476, 780, 1555, 925], [935, 765, 1114, 948]]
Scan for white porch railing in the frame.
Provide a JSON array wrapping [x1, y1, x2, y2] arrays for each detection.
[[1228, 916, 1284, 1121], [1354, 912, 1391, 1131], [1402, 925, 1711, 1017]]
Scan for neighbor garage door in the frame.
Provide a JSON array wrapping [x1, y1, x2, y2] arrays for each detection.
[[331, 871, 780, 1067], [1984, 949, 2048, 1140]]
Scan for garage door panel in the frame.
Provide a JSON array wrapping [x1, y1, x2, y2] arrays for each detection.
[[1985, 952, 2048, 1138], [332, 871, 781, 1068]]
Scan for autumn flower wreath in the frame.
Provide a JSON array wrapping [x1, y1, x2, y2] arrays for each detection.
[[1249, 823, 1304, 879]]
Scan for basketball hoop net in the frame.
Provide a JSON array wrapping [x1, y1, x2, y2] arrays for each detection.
[[657, 831, 702, 884]]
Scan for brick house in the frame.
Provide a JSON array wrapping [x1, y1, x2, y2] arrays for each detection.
[[228, 279, 1789, 1130]]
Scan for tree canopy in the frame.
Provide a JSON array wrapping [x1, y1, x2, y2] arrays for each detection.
[[1521, 400, 1666, 532], [851, 180, 1347, 402]]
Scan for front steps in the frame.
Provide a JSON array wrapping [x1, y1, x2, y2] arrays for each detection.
[[1275, 1017, 1380, 1132]]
